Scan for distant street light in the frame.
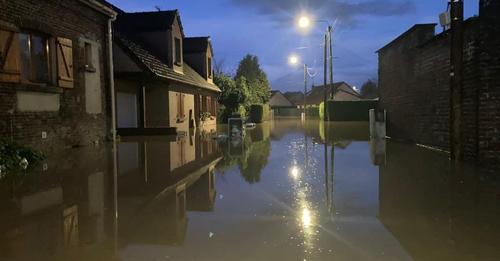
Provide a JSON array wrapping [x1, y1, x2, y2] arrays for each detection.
[[288, 54, 317, 122], [289, 55, 299, 65]]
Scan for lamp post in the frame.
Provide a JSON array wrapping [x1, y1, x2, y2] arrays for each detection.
[[289, 55, 316, 121], [297, 16, 334, 121]]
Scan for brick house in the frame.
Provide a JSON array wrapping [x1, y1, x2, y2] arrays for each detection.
[[112, 9, 220, 135], [378, 0, 500, 172], [0, 0, 116, 152]]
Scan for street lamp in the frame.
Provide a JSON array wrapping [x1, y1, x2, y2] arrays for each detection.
[[297, 16, 311, 29], [289, 54, 299, 65], [288, 54, 317, 121], [296, 15, 334, 121]]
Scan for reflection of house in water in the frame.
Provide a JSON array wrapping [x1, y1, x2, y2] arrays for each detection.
[[379, 142, 500, 260], [0, 147, 114, 260], [117, 133, 221, 246]]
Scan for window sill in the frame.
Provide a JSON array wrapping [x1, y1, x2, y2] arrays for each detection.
[[16, 82, 63, 94]]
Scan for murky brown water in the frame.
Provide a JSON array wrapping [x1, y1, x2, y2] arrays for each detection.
[[1, 119, 499, 261]]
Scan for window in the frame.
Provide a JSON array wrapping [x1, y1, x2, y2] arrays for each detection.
[[176, 92, 185, 121], [207, 57, 212, 78], [19, 32, 50, 83], [174, 37, 181, 65], [84, 42, 95, 72]]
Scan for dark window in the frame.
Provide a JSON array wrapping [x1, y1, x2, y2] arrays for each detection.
[[174, 38, 181, 65], [177, 92, 185, 121], [207, 57, 212, 78], [19, 32, 50, 83], [84, 42, 95, 71]]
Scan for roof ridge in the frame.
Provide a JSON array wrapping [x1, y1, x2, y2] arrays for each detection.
[[123, 9, 178, 15]]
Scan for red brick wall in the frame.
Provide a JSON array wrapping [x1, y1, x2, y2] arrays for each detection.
[[0, 0, 111, 152]]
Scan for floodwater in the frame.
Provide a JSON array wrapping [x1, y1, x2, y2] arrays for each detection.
[[1, 119, 499, 261]]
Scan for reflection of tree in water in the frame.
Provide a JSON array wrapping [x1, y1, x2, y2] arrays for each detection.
[[239, 138, 271, 183], [216, 126, 271, 184]]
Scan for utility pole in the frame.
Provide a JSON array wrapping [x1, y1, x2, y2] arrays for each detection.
[[323, 33, 328, 121], [304, 63, 307, 121], [328, 25, 334, 99], [450, 0, 464, 162]]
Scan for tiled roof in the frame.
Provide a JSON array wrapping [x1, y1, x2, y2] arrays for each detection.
[[115, 34, 220, 93], [284, 92, 305, 105], [270, 91, 294, 107], [305, 82, 360, 105]]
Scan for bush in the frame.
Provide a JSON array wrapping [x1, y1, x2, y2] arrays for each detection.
[[305, 106, 319, 117], [0, 140, 45, 178], [327, 100, 378, 121], [319, 102, 325, 120], [249, 104, 270, 123]]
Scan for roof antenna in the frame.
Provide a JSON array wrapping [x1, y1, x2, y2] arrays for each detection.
[[154, 6, 161, 11]]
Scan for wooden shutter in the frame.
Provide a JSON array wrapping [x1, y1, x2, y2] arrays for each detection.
[[0, 29, 20, 83], [56, 37, 74, 88]]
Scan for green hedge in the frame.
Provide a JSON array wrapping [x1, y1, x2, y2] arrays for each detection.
[[305, 106, 319, 117], [273, 107, 301, 117], [249, 104, 271, 123], [326, 100, 378, 121]]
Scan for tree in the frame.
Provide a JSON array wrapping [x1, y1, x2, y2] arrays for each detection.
[[215, 74, 250, 121], [360, 79, 378, 99], [235, 54, 271, 105]]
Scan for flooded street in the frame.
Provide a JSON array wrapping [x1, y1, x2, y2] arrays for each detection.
[[1, 119, 499, 261]]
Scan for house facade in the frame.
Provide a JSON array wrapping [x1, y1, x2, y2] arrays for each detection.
[[305, 82, 361, 107], [378, 0, 500, 172], [0, 0, 116, 152], [113, 10, 220, 135], [269, 91, 294, 108]]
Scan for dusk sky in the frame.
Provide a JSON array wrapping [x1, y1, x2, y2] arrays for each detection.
[[109, 0, 479, 92]]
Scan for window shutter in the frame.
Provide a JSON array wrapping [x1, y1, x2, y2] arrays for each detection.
[[56, 37, 74, 88], [0, 29, 20, 83]]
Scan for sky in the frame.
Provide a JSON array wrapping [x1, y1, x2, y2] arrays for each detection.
[[108, 0, 480, 93]]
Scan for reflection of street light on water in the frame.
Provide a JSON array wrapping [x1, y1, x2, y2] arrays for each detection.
[[290, 166, 300, 180], [301, 208, 312, 228]]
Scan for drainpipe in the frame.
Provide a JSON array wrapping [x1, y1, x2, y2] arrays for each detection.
[[108, 17, 117, 141]]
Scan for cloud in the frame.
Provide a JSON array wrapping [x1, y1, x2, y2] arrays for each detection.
[[227, 0, 416, 26]]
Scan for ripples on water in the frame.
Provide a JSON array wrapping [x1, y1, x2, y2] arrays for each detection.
[[0, 119, 499, 261]]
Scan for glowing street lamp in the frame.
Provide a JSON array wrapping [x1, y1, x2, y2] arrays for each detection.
[[288, 54, 299, 65], [297, 16, 311, 29]]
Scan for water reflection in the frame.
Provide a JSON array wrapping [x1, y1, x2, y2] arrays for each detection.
[[218, 123, 271, 184], [117, 132, 221, 247], [0, 119, 499, 260], [0, 146, 114, 261]]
